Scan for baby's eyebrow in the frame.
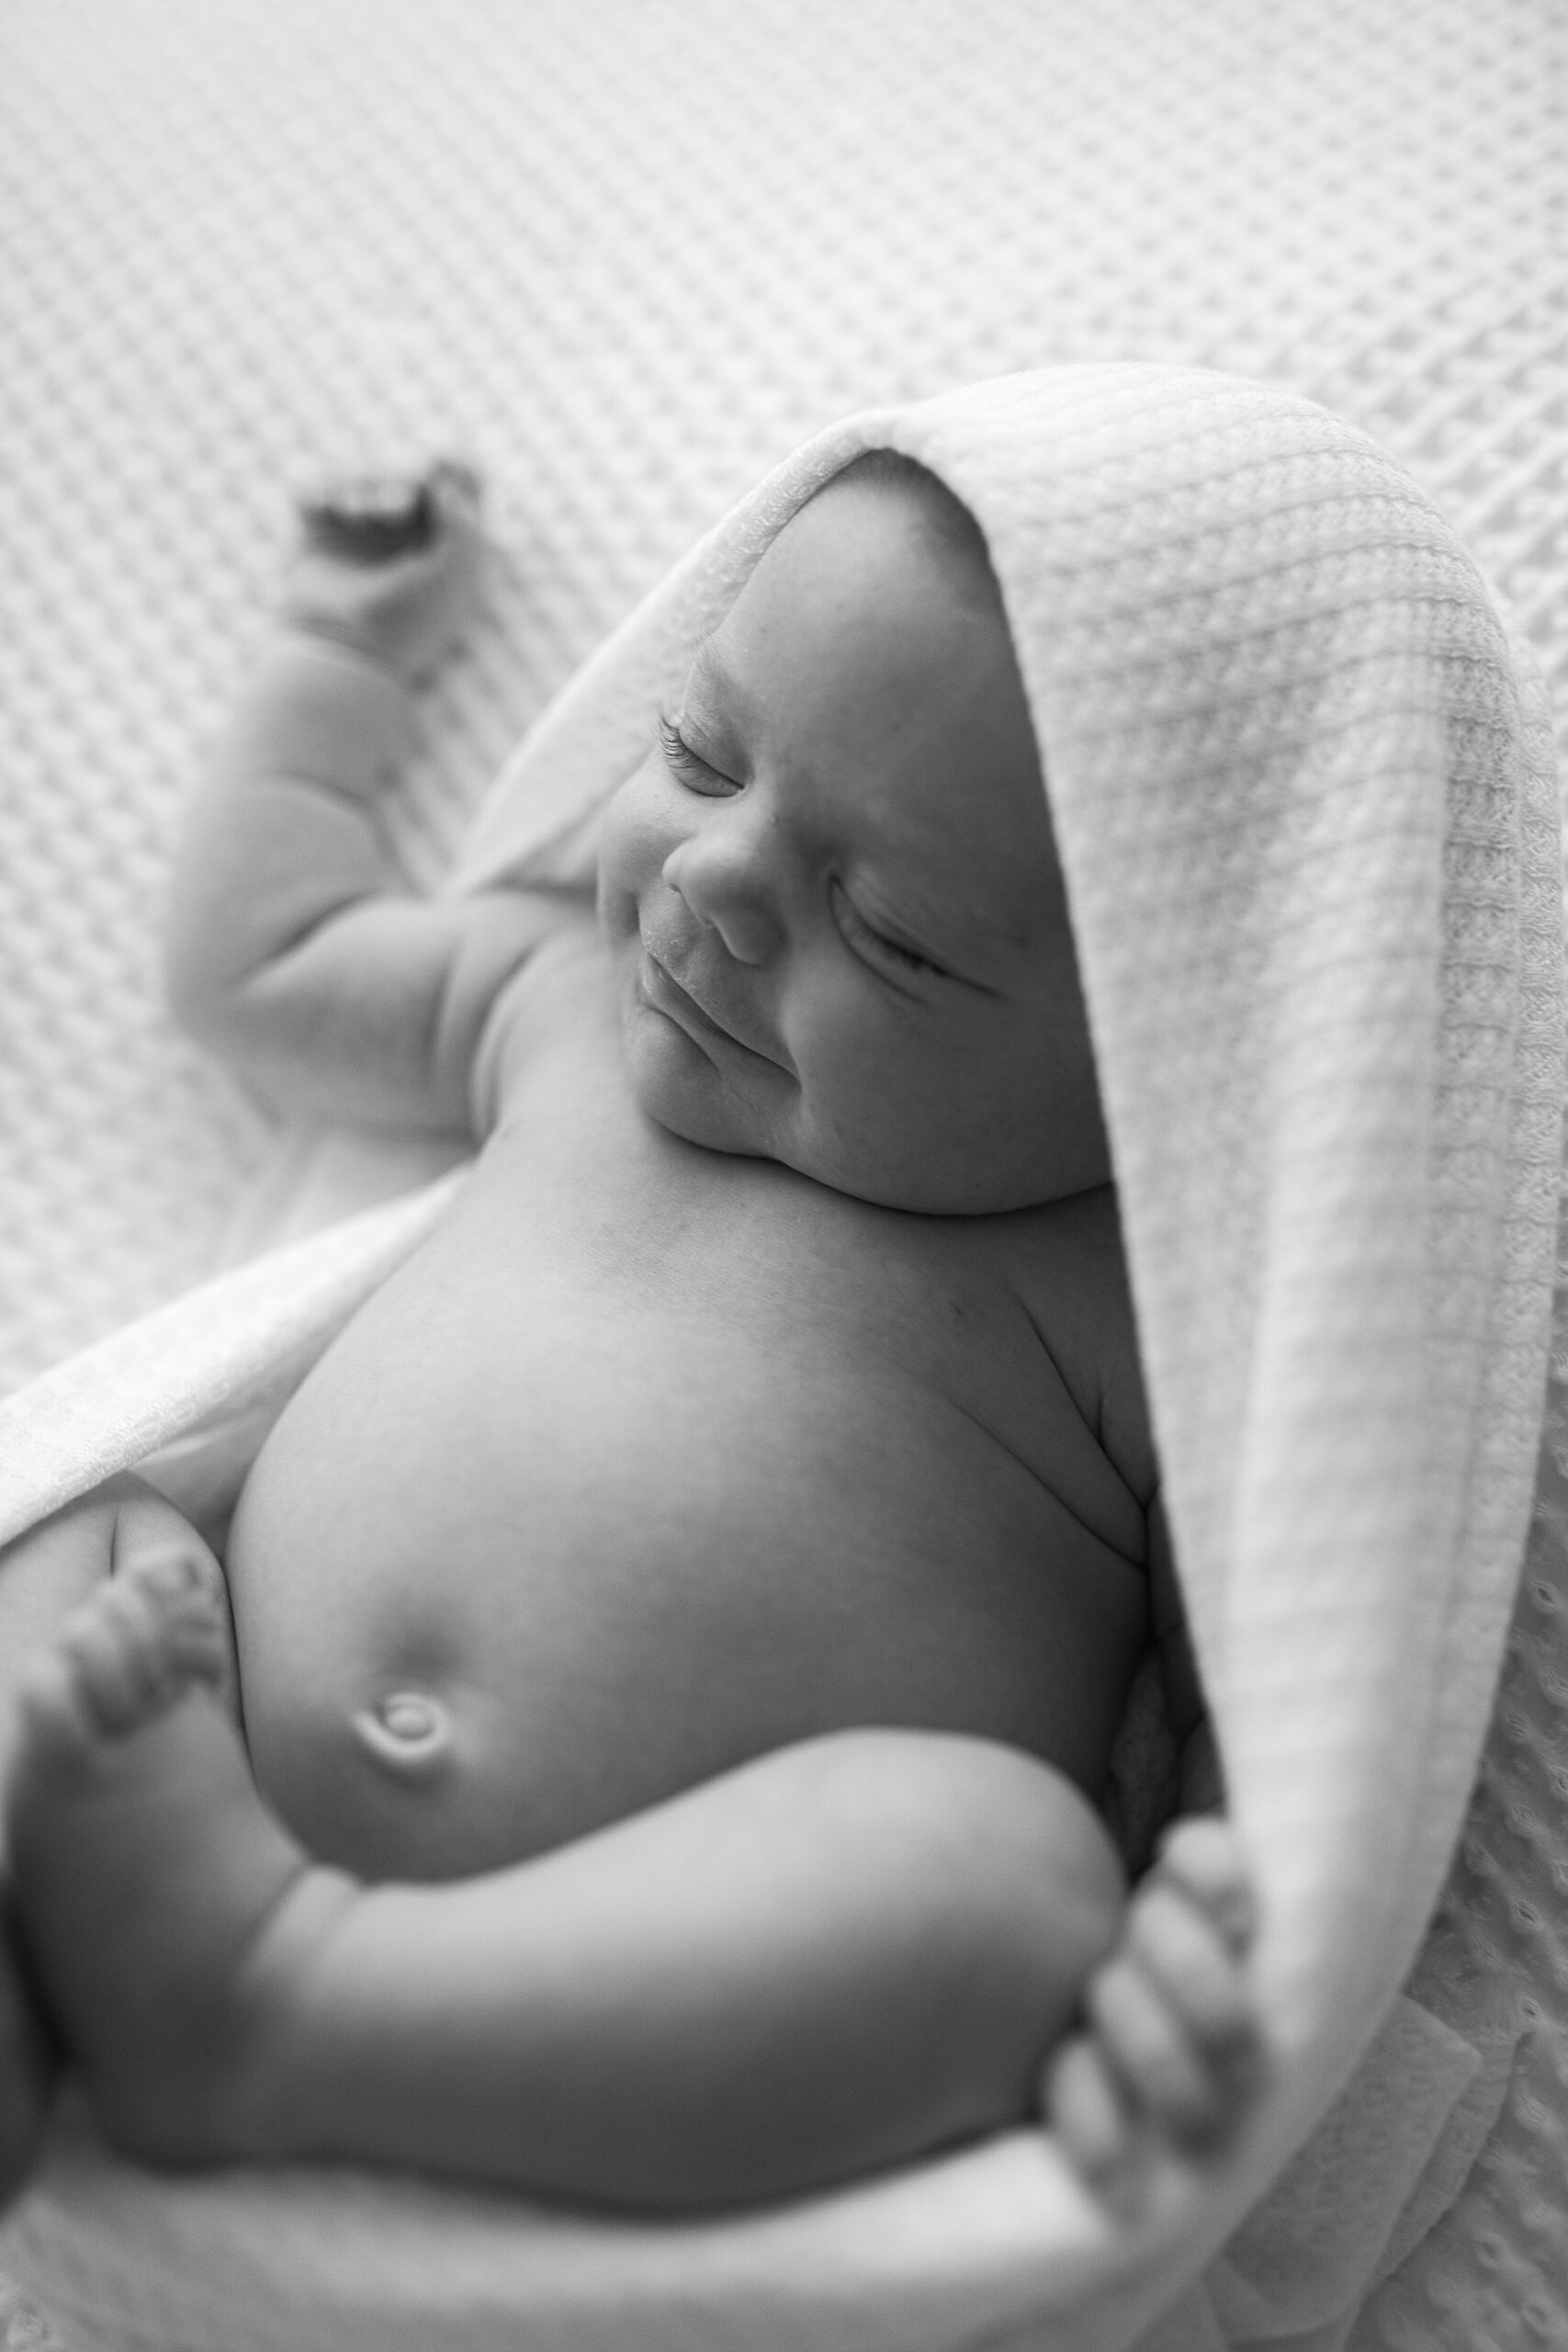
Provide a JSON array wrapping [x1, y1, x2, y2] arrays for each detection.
[[681, 637, 731, 714]]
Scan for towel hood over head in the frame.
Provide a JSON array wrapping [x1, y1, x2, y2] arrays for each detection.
[[457, 363, 1563, 2208]]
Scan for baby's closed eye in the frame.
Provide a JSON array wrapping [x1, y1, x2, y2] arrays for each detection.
[[660, 717, 739, 798], [829, 881, 948, 983]]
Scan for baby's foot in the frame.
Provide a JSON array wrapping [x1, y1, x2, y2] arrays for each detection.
[[1043, 1817, 1265, 2206], [285, 458, 485, 687], [5, 1545, 321, 2166]]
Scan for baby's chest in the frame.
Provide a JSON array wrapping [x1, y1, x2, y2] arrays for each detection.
[[236, 1200, 1097, 1652]]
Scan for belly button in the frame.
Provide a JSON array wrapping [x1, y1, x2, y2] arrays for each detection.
[[352, 1690, 455, 1781]]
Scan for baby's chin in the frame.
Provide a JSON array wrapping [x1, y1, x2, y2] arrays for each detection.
[[621, 989, 1071, 1215], [623, 1010, 886, 1200], [631, 1057, 1000, 1215], [621, 995, 779, 1163]]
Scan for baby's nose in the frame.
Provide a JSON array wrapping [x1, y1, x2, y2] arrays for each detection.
[[662, 831, 784, 965]]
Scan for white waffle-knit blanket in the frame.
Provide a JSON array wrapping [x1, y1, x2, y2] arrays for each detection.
[[1, 366, 1563, 2352]]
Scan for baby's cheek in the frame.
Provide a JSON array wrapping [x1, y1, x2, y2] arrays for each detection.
[[592, 859, 636, 956], [597, 757, 672, 930], [791, 999, 921, 1167]]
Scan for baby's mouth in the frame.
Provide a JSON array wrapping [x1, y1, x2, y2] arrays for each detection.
[[637, 948, 786, 1072]]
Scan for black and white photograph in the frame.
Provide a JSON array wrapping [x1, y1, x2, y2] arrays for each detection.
[[1, 4, 1564, 2346]]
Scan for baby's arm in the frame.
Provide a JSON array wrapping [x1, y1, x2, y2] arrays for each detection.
[[165, 468, 571, 1132]]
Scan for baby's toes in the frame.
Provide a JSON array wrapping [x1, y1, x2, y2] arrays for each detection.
[[1112, 1835, 1267, 2146], [1085, 1947, 1230, 2147], [1043, 2032, 1139, 2197], [1124, 1879, 1254, 2058], [1154, 1817, 1257, 1958], [57, 1548, 229, 1737]]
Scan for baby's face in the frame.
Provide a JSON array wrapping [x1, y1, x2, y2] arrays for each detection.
[[597, 469, 1109, 1214]]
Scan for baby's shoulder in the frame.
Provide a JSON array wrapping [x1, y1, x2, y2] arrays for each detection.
[[471, 893, 609, 1125]]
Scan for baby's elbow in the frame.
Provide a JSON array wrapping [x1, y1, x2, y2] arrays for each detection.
[[162, 922, 276, 1090], [162, 930, 352, 1122]]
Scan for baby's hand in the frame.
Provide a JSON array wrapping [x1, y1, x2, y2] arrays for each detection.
[[283, 460, 485, 687], [1043, 1817, 1265, 2209]]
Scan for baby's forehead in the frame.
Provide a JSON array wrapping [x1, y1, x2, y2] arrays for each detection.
[[697, 488, 1048, 906], [694, 480, 1017, 731]]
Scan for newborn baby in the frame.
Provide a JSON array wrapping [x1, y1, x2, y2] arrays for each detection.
[[0, 455, 1260, 2211]]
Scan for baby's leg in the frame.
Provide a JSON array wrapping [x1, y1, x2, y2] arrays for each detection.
[[1043, 1816, 1264, 2206], [0, 1477, 237, 2210], [8, 1555, 1125, 2207], [6, 1546, 302, 2168]]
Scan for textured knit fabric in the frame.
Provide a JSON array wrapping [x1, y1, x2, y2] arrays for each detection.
[[1, 367, 1562, 2352]]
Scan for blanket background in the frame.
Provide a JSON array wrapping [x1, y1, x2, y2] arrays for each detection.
[[2, 2, 1564, 2346]]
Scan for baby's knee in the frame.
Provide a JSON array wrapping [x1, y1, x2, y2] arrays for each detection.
[[826, 1723, 1120, 1894], [811, 1728, 1125, 2099]]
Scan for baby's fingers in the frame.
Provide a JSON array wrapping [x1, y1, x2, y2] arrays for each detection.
[[425, 458, 482, 529], [376, 464, 484, 589], [299, 461, 479, 566]]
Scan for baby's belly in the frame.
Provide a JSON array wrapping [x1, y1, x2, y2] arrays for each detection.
[[227, 1186, 1144, 1882]]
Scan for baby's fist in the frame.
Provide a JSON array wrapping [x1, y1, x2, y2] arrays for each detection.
[[285, 460, 485, 687]]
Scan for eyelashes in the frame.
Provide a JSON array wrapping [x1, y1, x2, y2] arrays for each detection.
[[829, 882, 944, 981], [659, 716, 739, 798]]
